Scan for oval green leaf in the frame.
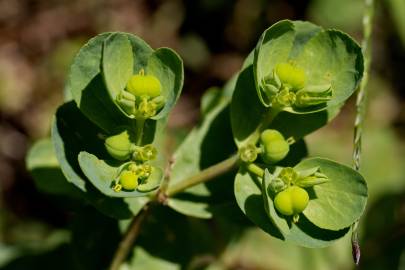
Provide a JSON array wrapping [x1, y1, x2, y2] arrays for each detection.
[[102, 33, 134, 100], [67, 33, 131, 132], [231, 55, 342, 148], [253, 20, 363, 113], [234, 168, 349, 248], [26, 138, 82, 197], [167, 87, 237, 219], [295, 158, 368, 230], [51, 101, 149, 219], [78, 151, 163, 197], [148, 48, 184, 120], [102, 33, 184, 120]]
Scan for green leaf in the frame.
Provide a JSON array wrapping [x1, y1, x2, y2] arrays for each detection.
[[26, 138, 82, 197], [102, 33, 183, 120], [200, 87, 222, 116], [168, 87, 236, 219], [231, 55, 339, 148], [230, 63, 266, 147], [293, 30, 363, 110], [167, 184, 213, 219], [52, 102, 109, 191], [126, 34, 154, 71], [253, 20, 363, 113], [129, 247, 180, 270], [78, 151, 163, 197], [254, 20, 318, 107], [295, 158, 368, 230], [262, 169, 290, 236], [51, 101, 148, 219], [231, 48, 343, 149], [67, 33, 131, 132], [148, 48, 184, 120], [234, 168, 349, 248], [102, 33, 134, 100], [269, 104, 341, 142]]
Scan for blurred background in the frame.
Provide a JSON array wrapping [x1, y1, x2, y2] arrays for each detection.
[[0, 0, 404, 269]]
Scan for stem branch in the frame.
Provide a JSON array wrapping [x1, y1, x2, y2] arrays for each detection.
[[246, 108, 281, 145], [246, 163, 264, 178], [109, 206, 150, 270], [167, 155, 239, 197]]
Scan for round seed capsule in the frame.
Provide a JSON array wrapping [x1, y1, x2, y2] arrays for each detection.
[[289, 186, 309, 214], [274, 188, 294, 215], [105, 130, 132, 161], [274, 186, 309, 216], [119, 170, 139, 190], [126, 74, 162, 98], [260, 129, 290, 164], [275, 63, 306, 90]]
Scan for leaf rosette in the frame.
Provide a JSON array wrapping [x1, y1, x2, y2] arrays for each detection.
[[253, 20, 363, 113], [52, 32, 183, 199], [234, 157, 368, 247]]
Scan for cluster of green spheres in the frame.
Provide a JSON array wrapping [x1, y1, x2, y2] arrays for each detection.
[[274, 186, 309, 216]]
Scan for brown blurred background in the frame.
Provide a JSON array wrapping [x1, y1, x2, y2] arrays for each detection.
[[0, 0, 404, 269]]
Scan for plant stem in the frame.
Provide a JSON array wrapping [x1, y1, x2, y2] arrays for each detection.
[[156, 156, 175, 203], [109, 206, 150, 270], [167, 155, 239, 197], [351, 0, 375, 265], [136, 118, 145, 145], [246, 163, 264, 178], [246, 108, 281, 145]]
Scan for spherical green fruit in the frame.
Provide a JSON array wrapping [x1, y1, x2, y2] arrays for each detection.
[[260, 129, 284, 143], [275, 63, 293, 84], [260, 129, 289, 164], [288, 67, 306, 90], [274, 189, 294, 215], [274, 186, 309, 216], [289, 186, 309, 213], [275, 63, 306, 90], [119, 170, 138, 190], [105, 130, 132, 160], [126, 74, 162, 98]]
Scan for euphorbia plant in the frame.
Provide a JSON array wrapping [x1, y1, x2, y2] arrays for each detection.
[[27, 20, 368, 269]]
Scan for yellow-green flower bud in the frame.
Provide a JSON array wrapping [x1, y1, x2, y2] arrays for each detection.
[[239, 144, 258, 163], [260, 129, 290, 164], [105, 130, 133, 161], [275, 63, 306, 90], [119, 170, 139, 190], [133, 144, 157, 162], [126, 73, 162, 98], [137, 97, 157, 119]]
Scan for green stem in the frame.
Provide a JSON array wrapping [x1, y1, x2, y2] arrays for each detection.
[[109, 205, 150, 270], [167, 155, 239, 197], [245, 108, 281, 145], [135, 118, 145, 145], [246, 163, 264, 178], [351, 0, 375, 265]]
